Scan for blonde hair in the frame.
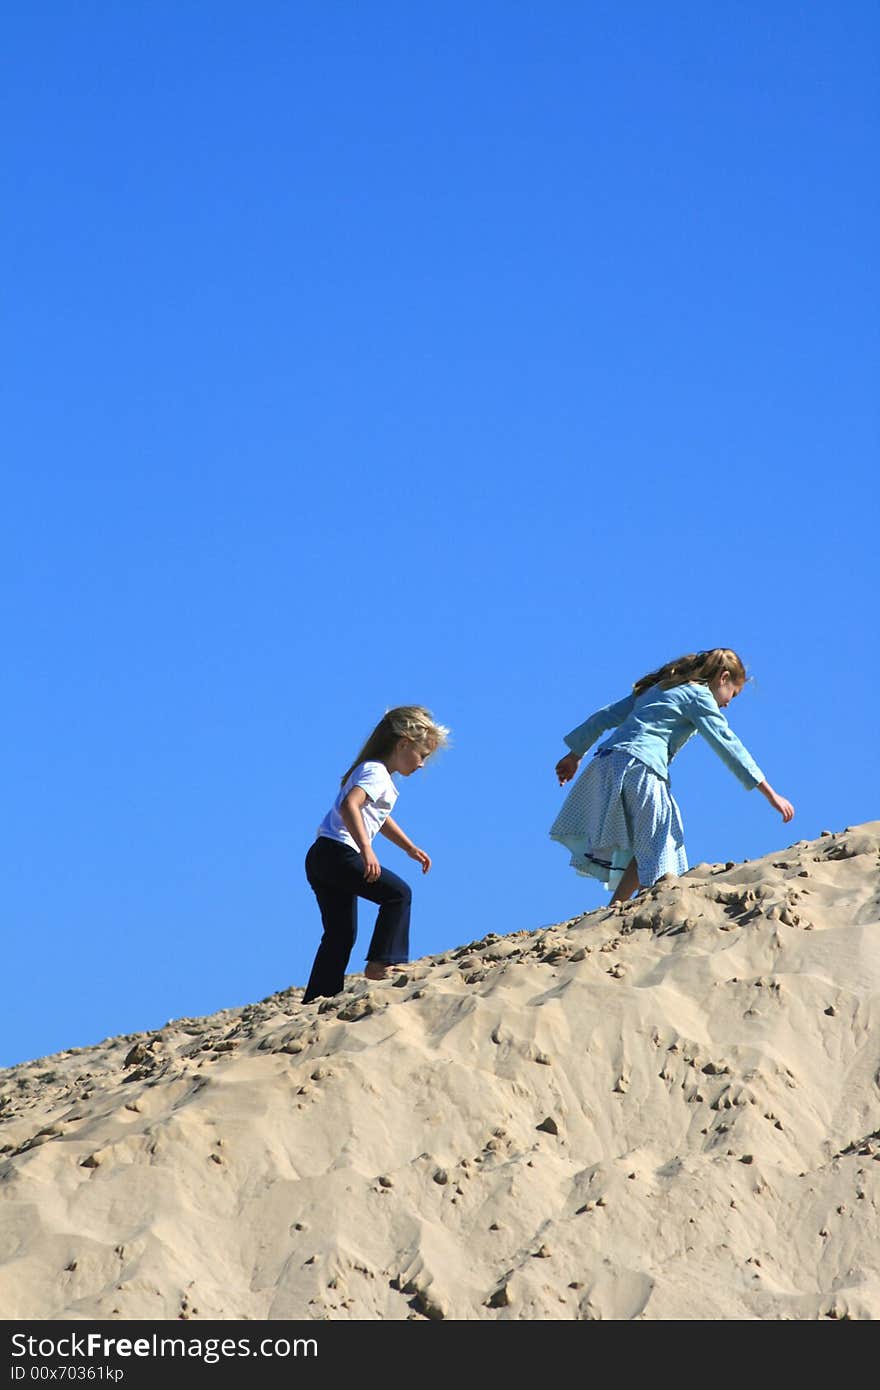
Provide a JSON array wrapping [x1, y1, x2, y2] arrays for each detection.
[[632, 648, 748, 698], [341, 705, 451, 784]]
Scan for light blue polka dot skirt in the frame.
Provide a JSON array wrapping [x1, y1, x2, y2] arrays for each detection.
[[549, 749, 688, 891]]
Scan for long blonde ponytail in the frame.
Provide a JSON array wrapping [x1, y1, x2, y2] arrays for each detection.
[[632, 648, 748, 697]]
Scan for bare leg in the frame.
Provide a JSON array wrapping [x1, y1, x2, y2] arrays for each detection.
[[610, 857, 641, 903]]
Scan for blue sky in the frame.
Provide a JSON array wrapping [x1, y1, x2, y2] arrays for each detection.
[[2, 2, 876, 1067]]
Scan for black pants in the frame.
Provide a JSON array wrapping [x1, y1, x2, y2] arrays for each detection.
[[302, 837, 412, 1003]]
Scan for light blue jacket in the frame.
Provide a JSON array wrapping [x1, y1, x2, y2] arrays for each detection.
[[564, 682, 764, 790]]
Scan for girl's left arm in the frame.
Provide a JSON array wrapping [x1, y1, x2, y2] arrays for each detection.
[[557, 691, 636, 785], [563, 692, 636, 757], [379, 816, 432, 873]]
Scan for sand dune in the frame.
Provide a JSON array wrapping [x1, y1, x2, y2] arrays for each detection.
[[2, 822, 879, 1320]]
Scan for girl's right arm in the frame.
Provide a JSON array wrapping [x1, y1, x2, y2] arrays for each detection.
[[340, 787, 381, 882], [685, 687, 794, 822], [757, 782, 795, 823]]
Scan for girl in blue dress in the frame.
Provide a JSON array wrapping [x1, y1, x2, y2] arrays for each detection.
[[550, 648, 794, 902]]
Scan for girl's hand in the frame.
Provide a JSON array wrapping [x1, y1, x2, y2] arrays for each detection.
[[556, 751, 581, 785], [770, 793, 795, 823], [408, 845, 432, 874], [362, 848, 381, 882], [759, 782, 795, 823]]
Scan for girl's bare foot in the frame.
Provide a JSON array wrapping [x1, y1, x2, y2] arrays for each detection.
[[364, 963, 407, 981]]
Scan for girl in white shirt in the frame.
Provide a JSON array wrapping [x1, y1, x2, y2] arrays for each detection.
[[302, 706, 449, 1003]]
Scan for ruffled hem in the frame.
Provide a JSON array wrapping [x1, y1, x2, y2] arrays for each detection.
[[549, 833, 632, 890], [549, 751, 687, 889]]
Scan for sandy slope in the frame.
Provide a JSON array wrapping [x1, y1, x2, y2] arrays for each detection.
[[1, 822, 879, 1321]]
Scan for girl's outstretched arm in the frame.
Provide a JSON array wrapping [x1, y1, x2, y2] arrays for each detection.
[[684, 688, 794, 822], [757, 782, 795, 822], [684, 686, 766, 789], [379, 816, 432, 873], [563, 691, 637, 758], [556, 690, 637, 784]]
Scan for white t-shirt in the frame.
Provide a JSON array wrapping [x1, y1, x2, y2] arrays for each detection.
[[317, 760, 399, 850]]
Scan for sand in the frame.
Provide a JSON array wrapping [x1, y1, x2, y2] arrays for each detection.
[[1, 821, 879, 1321]]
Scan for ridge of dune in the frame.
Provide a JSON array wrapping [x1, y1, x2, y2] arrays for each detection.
[[2, 821, 879, 1321]]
